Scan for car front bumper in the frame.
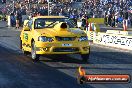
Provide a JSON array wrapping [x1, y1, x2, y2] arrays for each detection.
[[35, 41, 90, 55]]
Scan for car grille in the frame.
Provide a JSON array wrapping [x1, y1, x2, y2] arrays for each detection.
[[55, 36, 76, 41], [53, 48, 79, 52]]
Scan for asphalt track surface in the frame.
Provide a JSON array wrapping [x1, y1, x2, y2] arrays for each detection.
[[0, 21, 132, 88]]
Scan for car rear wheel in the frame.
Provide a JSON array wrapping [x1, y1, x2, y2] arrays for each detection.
[[23, 51, 30, 56], [81, 54, 89, 62], [20, 39, 22, 49], [31, 41, 40, 62]]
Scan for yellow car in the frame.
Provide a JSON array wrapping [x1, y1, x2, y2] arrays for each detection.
[[20, 16, 90, 62]]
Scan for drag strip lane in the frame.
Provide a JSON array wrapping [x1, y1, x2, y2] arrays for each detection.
[[0, 44, 90, 88]]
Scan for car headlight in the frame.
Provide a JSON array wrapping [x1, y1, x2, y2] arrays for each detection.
[[38, 36, 54, 42], [78, 36, 88, 41]]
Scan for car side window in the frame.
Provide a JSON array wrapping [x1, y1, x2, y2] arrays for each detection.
[[34, 19, 45, 29], [28, 19, 33, 29]]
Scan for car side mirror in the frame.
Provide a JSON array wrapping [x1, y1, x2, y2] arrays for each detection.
[[24, 27, 30, 31]]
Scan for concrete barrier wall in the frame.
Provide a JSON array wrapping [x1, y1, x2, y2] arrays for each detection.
[[93, 30, 132, 50]]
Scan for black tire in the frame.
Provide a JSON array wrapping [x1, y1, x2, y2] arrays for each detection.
[[31, 41, 40, 62], [20, 39, 22, 49], [23, 51, 30, 56], [81, 54, 89, 62]]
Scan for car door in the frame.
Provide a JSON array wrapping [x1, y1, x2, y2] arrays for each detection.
[[23, 19, 33, 51]]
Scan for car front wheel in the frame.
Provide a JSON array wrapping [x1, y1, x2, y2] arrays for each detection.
[[31, 41, 40, 62]]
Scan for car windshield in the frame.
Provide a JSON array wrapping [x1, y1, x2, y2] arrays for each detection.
[[34, 18, 77, 29]]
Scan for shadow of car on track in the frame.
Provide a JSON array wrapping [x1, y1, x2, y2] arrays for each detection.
[[21, 50, 132, 65], [39, 54, 89, 64]]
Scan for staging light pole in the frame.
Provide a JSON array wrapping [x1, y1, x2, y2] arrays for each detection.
[[28, 0, 31, 11], [13, 1, 15, 12], [48, 0, 49, 16], [47, 0, 51, 16]]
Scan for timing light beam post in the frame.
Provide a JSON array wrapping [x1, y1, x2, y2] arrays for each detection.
[[13, 1, 15, 12], [47, 0, 51, 16]]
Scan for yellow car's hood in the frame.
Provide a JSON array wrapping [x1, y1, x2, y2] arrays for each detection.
[[35, 28, 86, 37]]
